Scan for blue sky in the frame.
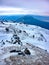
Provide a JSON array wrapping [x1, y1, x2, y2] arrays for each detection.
[[0, 0, 49, 16]]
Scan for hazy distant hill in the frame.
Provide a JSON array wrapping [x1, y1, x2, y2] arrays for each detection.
[[33, 15, 49, 22], [0, 15, 23, 21]]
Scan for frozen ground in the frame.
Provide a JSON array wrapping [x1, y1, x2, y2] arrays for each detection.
[[0, 22, 49, 52], [0, 22, 49, 65]]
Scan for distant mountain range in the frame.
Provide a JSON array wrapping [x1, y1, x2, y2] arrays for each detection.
[[0, 15, 49, 29], [16, 15, 49, 29]]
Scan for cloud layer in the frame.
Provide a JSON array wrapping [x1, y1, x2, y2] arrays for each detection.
[[0, 0, 49, 15], [0, 7, 40, 15]]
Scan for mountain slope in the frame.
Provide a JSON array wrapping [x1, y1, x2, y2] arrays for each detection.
[[0, 22, 49, 65]]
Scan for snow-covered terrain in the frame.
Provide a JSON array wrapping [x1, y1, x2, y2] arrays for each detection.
[[0, 22, 49, 52], [0, 22, 49, 65]]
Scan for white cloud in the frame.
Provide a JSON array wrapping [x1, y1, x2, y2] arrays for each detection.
[[0, 7, 39, 15], [0, 6, 49, 16]]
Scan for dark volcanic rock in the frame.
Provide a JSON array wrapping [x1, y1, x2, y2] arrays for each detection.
[[24, 48, 31, 55], [10, 50, 21, 53], [5, 27, 9, 32], [18, 52, 25, 56], [10, 50, 17, 53]]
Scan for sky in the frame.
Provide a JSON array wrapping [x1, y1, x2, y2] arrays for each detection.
[[0, 0, 49, 16]]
